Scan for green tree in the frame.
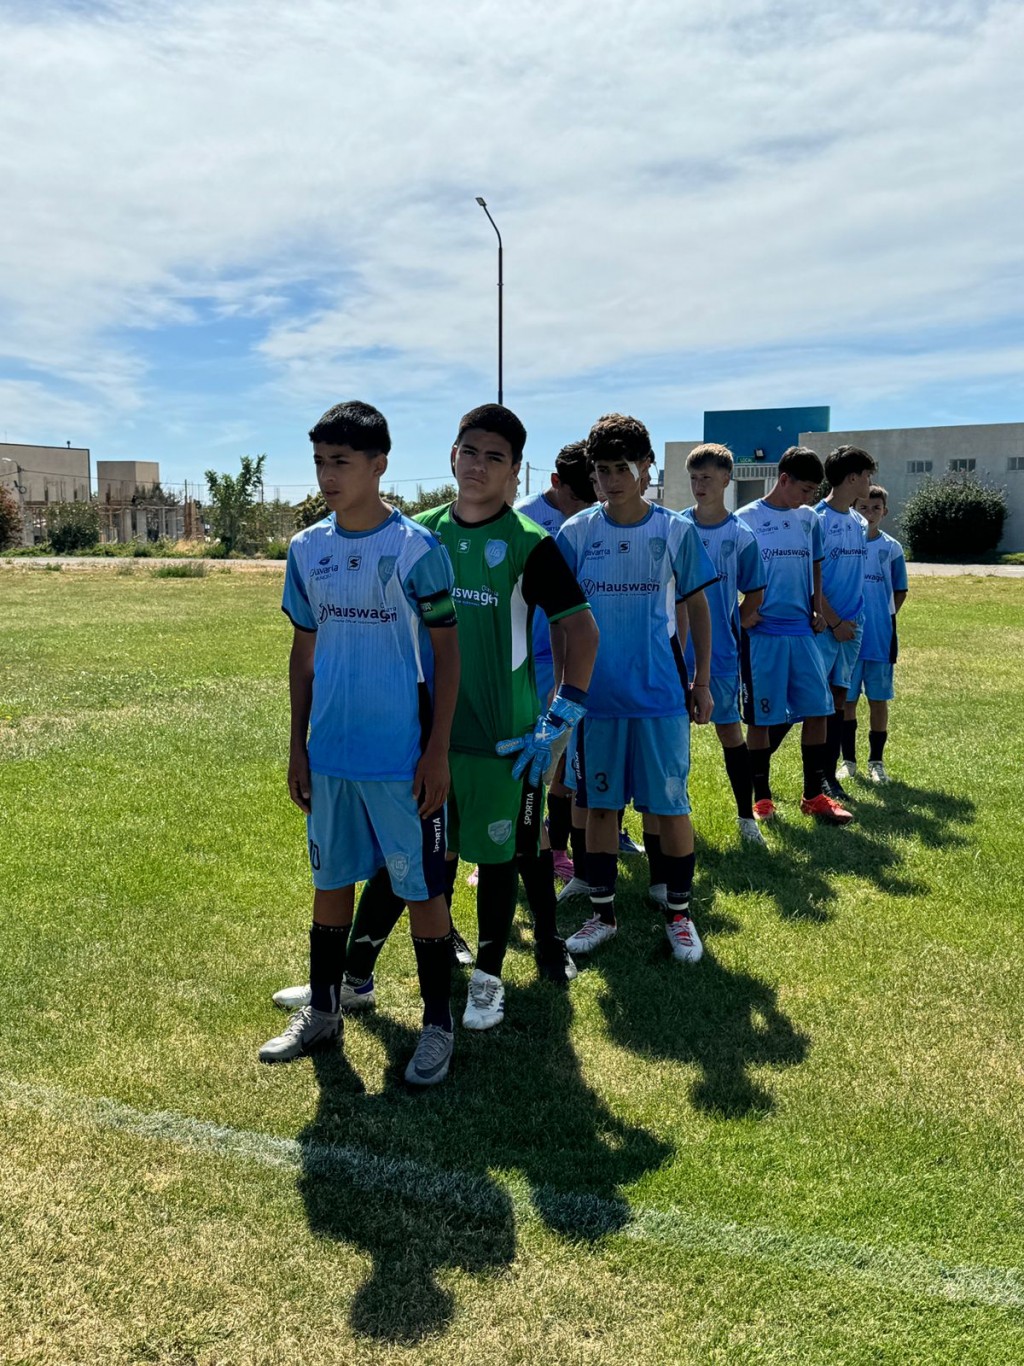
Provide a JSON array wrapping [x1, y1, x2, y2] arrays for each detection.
[[46, 500, 101, 554], [0, 484, 23, 550], [900, 474, 1007, 560], [294, 490, 328, 530], [406, 483, 456, 515], [204, 455, 267, 555]]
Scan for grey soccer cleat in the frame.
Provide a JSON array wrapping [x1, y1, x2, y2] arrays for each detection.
[[259, 1006, 341, 1064], [404, 1024, 454, 1086]]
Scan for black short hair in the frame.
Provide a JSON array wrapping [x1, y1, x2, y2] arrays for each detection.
[[456, 404, 527, 461], [825, 444, 877, 488], [779, 445, 825, 484], [868, 483, 889, 506], [309, 401, 391, 454], [586, 413, 654, 469], [554, 439, 596, 503]]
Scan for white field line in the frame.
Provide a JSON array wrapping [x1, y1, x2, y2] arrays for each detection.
[[3, 1077, 1022, 1309]]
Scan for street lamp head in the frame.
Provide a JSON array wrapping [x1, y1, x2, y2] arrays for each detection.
[[475, 196, 487, 207]]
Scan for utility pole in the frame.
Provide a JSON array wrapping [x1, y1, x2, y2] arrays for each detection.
[[475, 197, 503, 405]]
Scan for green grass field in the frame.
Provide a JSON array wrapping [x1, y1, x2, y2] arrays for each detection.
[[2, 564, 1022, 1365]]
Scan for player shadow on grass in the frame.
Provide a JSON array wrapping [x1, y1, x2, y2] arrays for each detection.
[[568, 894, 810, 1118], [297, 972, 672, 1345], [852, 779, 975, 851]]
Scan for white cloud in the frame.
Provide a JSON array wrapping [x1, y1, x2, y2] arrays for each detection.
[[0, 0, 1021, 451]]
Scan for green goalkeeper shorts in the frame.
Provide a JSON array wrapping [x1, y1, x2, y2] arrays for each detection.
[[447, 751, 542, 865]]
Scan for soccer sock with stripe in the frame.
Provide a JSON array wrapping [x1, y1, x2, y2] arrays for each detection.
[[588, 851, 618, 925], [842, 718, 858, 763], [474, 860, 519, 977], [869, 730, 888, 761], [801, 743, 828, 801], [722, 742, 754, 820], [645, 831, 668, 888], [309, 921, 350, 1014], [518, 849, 559, 942], [412, 933, 453, 1031], [546, 794, 572, 853], [345, 870, 405, 983], [663, 852, 696, 925], [750, 748, 772, 803]]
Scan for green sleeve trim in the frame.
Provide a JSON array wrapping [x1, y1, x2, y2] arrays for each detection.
[[546, 601, 592, 625]]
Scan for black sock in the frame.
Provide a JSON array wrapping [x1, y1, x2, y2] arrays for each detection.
[[309, 921, 350, 1014], [869, 729, 888, 762], [842, 718, 858, 763], [546, 794, 572, 852], [750, 748, 772, 803], [345, 870, 405, 983], [443, 857, 458, 914], [412, 934, 452, 1030], [645, 831, 668, 887], [663, 852, 696, 924], [518, 849, 558, 941], [768, 722, 793, 754], [475, 860, 519, 978], [588, 850, 618, 925], [825, 708, 844, 776], [802, 743, 828, 800], [722, 742, 754, 820], [570, 824, 588, 883]]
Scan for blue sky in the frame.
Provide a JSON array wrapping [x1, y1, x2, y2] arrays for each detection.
[[1, 0, 1022, 501]]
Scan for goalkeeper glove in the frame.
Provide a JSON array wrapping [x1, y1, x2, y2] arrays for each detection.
[[495, 684, 588, 788]]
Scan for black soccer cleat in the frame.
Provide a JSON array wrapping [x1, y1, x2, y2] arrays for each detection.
[[534, 935, 579, 985]]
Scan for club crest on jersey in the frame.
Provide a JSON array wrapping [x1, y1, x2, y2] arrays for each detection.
[[485, 539, 508, 568], [376, 555, 397, 587], [721, 540, 736, 560], [386, 853, 410, 882], [878, 547, 890, 564], [488, 820, 512, 845], [347, 555, 362, 570], [649, 537, 666, 562]]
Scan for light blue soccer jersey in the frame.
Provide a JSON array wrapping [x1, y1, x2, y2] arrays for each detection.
[[514, 490, 565, 697], [735, 500, 823, 637], [556, 503, 716, 719], [282, 510, 456, 781], [814, 501, 869, 622], [859, 531, 908, 662], [680, 509, 764, 677]]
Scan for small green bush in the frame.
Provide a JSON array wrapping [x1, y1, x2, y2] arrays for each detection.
[[46, 501, 100, 554], [0, 485, 22, 550], [264, 538, 290, 560], [152, 561, 208, 579], [900, 475, 1007, 561]]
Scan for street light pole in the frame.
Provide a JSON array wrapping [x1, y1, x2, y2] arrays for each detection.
[[475, 197, 503, 405]]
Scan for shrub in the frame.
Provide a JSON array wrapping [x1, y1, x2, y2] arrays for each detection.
[[46, 500, 101, 554], [152, 561, 208, 579], [900, 475, 1007, 561], [0, 485, 23, 550], [264, 538, 291, 560]]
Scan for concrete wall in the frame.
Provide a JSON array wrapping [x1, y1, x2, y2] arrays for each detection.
[[97, 460, 161, 502], [0, 443, 90, 503], [664, 440, 780, 514], [800, 423, 1024, 552], [663, 441, 701, 510]]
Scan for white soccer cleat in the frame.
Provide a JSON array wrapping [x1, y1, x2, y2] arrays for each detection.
[[665, 915, 703, 963], [565, 915, 617, 955], [258, 1006, 341, 1063], [272, 977, 375, 1011], [837, 760, 858, 781], [647, 883, 668, 909], [737, 816, 767, 846], [556, 876, 591, 904], [867, 760, 891, 785], [462, 969, 505, 1031]]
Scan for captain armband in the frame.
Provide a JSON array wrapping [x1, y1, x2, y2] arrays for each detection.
[[419, 590, 458, 628]]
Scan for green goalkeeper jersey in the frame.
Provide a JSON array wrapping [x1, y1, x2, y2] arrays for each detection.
[[416, 502, 589, 757]]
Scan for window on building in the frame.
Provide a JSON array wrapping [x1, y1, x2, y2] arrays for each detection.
[[906, 460, 932, 474], [1008, 457, 1024, 472], [948, 458, 976, 473]]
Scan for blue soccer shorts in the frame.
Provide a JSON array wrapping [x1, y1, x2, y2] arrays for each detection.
[[848, 659, 895, 703], [306, 772, 446, 901], [741, 632, 833, 727], [710, 673, 742, 727], [568, 714, 691, 815], [814, 621, 865, 690]]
